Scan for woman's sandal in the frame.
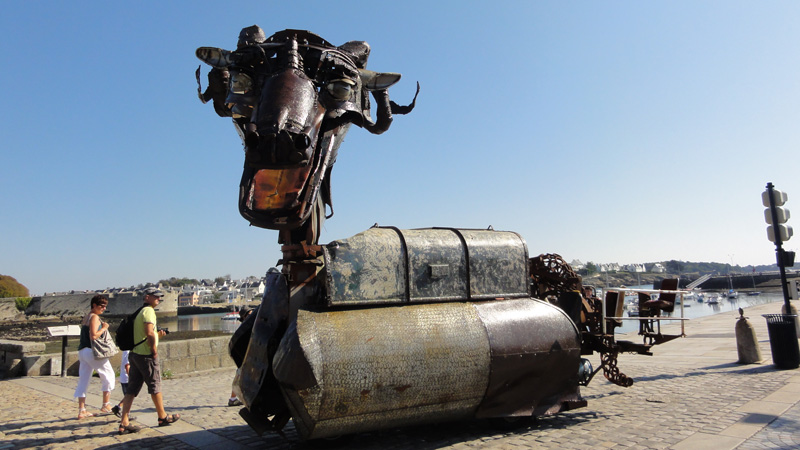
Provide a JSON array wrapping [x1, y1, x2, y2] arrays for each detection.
[[118, 423, 141, 435], [77, 409, 94, 419], [99, 403, 114, 414], [157, 413, 181, 427]]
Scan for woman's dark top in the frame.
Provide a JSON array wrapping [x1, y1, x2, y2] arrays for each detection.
[[79, 325, 91, 350], [78, 314, 99, 350]]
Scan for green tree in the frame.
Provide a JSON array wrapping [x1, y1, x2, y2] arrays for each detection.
[[0, 275, 30, 298], [665, 260, 684, 274], [585, 262, 597, 275], [158, 277, 199, 287], [15, 297, 32, 311]]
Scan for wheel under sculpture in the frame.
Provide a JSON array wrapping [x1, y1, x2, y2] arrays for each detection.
[[196, 27, 661, 442]]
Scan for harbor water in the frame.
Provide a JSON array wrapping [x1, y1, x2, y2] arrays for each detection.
[[159, 311, 243, 334], [159, 291, 788, 336], [614, 289, 787, 334]]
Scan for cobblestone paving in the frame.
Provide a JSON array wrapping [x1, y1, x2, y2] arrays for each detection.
[[4, 301, 800, 450], [0, 378, 193, 449], [736, 401, 800, 450], [5, 357, 798, 450]]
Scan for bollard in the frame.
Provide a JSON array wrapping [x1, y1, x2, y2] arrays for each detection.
[[780, 302, 800, 337], [736, 308, 763, 364]]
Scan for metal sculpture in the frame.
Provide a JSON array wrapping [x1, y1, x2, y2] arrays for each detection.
[[196, 27, 677, 443], [196, 27, 418, 247], [225, 227, 587, 440], [529, 254, 667, 388]]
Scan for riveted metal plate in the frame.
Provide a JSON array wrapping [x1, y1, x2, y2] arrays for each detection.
[[322, 227, 530, 306]]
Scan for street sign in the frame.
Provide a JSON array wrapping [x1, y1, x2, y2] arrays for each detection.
[[764, 186, 792, 243], [763, 182, 795, 312], [762, 188, 788, 207], [47, 325, 81, 337]]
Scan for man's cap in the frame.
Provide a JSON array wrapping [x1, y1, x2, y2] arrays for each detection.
[[143, 287, 165, 297], [238, 306, 253, 321]]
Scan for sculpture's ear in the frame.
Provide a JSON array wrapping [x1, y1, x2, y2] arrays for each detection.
[[196, 47, 234, 69], [359, 69, 401, 91]]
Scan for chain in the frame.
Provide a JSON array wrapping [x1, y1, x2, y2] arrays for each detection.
[[600, 338, 634, 387]]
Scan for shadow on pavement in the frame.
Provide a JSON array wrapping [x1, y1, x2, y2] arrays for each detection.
[[3, 415, 121, 449], [180, 412, 622, 450]]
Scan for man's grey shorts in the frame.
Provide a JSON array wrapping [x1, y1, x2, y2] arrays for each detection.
[[128, 351, 161, 396]]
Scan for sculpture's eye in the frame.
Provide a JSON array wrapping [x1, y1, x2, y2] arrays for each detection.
[[326, 79, 355, 100], [231, 72, 253, 95]]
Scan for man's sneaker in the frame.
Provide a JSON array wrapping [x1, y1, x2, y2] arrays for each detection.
[[228, 398, 243, 407]]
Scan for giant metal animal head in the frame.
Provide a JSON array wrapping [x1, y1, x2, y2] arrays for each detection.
[[196, 29, 417, 233]]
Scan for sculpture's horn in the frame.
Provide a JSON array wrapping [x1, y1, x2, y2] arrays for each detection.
[[359, 69, 402, 91], [196, 47, 234, 69]]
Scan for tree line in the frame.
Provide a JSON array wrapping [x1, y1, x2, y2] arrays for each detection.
[[0, 274, 29, 298], [582, 260, 778, 276]]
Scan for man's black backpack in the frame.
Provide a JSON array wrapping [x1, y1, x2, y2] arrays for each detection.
[[115, 305, 148, 351]]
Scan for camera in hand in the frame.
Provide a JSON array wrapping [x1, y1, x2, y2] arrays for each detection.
[[157, 327, 170, 335]]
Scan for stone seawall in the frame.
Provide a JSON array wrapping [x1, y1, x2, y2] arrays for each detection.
[[0, 298, 24, 322], [0, 336, 235, 378], [697, 271, 800, 290], [24, 291, 178, 318]]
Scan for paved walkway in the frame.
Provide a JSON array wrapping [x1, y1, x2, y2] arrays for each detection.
[[1, 300, 799, 449]]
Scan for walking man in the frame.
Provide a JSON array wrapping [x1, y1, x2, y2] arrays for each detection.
[[118, 287, 181, 434]]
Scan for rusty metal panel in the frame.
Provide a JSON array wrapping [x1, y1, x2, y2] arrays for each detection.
[[473, 298, 583, 418], [273, 302, 492, 440], [459, 229, 529, 300], [322, 227, 530, 306], [405, 228, 469, 301], [323, 227, 406, 304], [237, 272, 290, 415]]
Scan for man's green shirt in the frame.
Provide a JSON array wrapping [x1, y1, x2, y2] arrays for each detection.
[[132, 305, 158, 356]]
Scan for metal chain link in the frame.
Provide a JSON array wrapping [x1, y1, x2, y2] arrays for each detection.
[[600, 338, 634, 387]]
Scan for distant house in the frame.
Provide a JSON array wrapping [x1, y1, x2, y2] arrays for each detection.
[[177, 291, 200, 307], [623, 263, 646, 273], [598, 263, 621, 273], [240, 280, 266, 300], [651, 263, 666, 273], [569, 260, 585, 271]]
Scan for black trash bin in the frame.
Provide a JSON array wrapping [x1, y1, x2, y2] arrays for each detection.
[[762, 314, 800, 370]]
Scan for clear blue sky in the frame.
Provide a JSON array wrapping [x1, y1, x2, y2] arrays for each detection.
[[3, 2, 799, 295]]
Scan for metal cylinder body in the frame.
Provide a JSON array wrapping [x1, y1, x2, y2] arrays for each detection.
[[272, 298, 582, 440]]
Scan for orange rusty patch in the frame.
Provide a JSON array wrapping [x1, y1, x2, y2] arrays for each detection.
[[249, 167, 311, 211]]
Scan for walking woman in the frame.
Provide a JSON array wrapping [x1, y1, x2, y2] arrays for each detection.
[[74, 294, 116, 418]]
